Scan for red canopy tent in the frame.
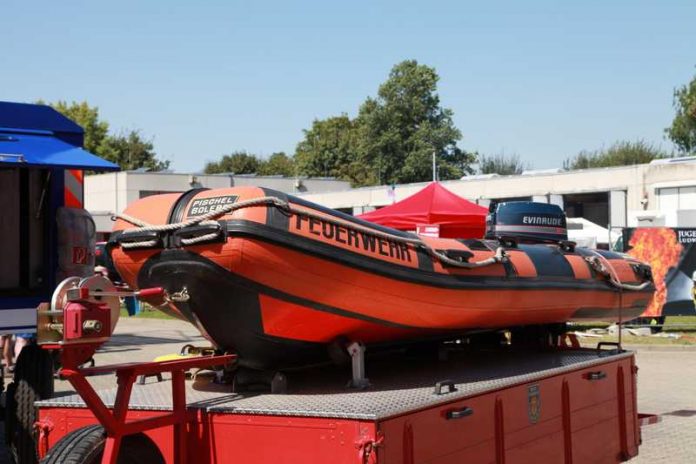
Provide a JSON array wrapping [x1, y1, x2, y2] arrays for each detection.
[[358, 182, 488, 239]]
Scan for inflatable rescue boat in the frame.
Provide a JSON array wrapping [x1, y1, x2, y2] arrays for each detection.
[[109, 187, 654, 369]]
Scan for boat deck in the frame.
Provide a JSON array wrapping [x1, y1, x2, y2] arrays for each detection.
[[38, 347, 632, 421]]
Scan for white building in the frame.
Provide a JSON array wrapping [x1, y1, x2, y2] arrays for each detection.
[[85, 171, 350, 239], [296, 158, 696, 229]]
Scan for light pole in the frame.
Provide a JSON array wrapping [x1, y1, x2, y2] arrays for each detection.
[[432, 150, 437, 182]]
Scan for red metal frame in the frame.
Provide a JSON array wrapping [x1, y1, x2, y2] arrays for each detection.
[[38, 344, 234, 464]]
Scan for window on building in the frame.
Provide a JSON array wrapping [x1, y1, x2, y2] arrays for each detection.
[[139, 190, 183, 199], [658, 186, 696, 211]]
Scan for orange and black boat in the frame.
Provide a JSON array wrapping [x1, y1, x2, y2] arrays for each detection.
[[109, 187, 654, 369]]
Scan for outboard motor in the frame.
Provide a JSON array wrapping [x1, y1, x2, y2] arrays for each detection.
[[486, 201, 568, 244]]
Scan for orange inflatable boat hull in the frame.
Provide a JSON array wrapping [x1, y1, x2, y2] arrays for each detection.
[[109, 187, 654, 369]]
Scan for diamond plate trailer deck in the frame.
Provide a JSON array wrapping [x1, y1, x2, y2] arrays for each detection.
[[36, 347, 640, 463]]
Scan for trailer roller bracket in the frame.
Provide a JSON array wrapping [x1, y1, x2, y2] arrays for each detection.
[[346, 341, 370, 390]]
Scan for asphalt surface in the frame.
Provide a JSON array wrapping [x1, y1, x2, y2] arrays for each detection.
[[1, 318, 694, 463], [629, 349, 696, 463]]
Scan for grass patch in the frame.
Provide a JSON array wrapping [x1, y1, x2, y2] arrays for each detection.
[[579, 333, 696, 346], [570, 316, 696, 331], [573, 315, 696, 346], [663, 316, 696, 331]]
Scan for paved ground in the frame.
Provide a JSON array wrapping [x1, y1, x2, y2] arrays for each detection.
[[1, 318, 694, 462], [629, 349, 696, 463]]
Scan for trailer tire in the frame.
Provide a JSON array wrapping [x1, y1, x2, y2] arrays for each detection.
[[40, 425, 165, 464], [5, 343, 54, 464]]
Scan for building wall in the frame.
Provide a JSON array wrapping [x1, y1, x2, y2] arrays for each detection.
[[84, 162, 696, 237], [228, 175, 351, 194]]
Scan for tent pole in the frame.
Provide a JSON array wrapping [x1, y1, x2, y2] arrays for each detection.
[[432, 151, 437, 182]]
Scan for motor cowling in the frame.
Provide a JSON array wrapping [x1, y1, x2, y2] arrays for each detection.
[[485, 201, 568, 244]]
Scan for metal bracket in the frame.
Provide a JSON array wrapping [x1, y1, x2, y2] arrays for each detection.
[[138, 373, 164, 385], [271, 372, 288, 394], [346, 342, 370, 390]]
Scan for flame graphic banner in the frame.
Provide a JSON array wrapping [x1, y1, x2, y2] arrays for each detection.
[[623, 228, 696, 317]]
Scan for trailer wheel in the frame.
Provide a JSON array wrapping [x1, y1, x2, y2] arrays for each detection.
[[5, 343, 54, 464], [40, 425, 165, 464]]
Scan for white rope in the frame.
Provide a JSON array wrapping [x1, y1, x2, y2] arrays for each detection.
[[584, 250, 651, 292], [121, 239, 159, 249], [180, 233, 221, 246], [113, 196, 507, 269]]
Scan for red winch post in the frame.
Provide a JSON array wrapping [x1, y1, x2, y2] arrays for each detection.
[[45, 347, 235, 464]]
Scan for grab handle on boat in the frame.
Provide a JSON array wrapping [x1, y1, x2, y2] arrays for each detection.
[[433, 379, 458, 395], [430, 246, 508, 269], [445, 407, 474, 420]]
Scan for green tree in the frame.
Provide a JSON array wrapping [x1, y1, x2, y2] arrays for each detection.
[[479, 154, 528, 175], [42, 100, 169, 171], [204, 151, 260, 174], [563, 140, 670, 170], [356, 60, 475, 184], [295, 115, 372, 185], [41, 100, 109, 155], [258, 152, 295, 176], [666, 71, 696, 153], [99, 130, 170, 171]]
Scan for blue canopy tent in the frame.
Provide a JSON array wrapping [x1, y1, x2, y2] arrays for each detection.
[[0, 101, 118, 171], [0, 101, 118, 334]]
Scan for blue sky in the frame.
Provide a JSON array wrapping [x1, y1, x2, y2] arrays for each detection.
[[3, 0, 695, 172]]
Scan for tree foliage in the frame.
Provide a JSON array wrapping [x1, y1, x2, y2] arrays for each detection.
[[48, 100, 110, 155], [357, 60, 475, 184], [204, 151, 296, 176], [294, 116, 370, 184], [563, 140, 670, 170], [258, 152, 295, 176], [43, 100, 169, 171], [204, 151, 260, 174], [478, 154, 528, 175], [666, 71, 696, 153], [99, 130, 169, 171], [294, 60, 475, 186]]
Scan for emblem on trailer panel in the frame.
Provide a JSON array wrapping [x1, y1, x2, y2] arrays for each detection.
[[528, 384, 541, 424], [187, 195, 238, 217]]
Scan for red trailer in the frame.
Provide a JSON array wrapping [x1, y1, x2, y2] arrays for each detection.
[[33, 278, 648, 464]]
